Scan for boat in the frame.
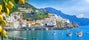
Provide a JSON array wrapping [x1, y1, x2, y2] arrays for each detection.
[[77, 31, 83, 37], [67, 32, 72, 37], [46, 27, 49, 30]]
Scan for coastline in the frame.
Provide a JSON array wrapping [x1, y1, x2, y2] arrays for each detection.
[[4, 26, 78, 31]]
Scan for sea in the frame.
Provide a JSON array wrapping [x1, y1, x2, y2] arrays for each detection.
[[5, 26, 89, 40]]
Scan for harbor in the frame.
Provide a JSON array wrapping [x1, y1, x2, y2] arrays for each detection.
[[3, 26, 88, 40], [0, 0, 88, 40]]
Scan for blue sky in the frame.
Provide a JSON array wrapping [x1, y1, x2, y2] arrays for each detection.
[[29, 0, 89, 18]]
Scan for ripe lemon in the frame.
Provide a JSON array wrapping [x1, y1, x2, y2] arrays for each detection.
[[0, 30, 7, 36], [19, 0, 25, 4], [1, 21, 7, 27], [0, 15, 4, 21], [0, 5, 2, 12], [6, 7, 10, 15], [0, 12, 3, 15], [0, 26, 2, 32]]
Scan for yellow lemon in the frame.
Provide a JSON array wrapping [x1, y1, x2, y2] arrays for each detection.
[[1, 21, 7, 27], [0, 5, 2, 11], [0, 26, 2, 32], [0, 15, 4, 21], [19, 0, 25, 4], [0, 30, 7, 36], [0, 30, 8, 39], [0, 12, 3, 15], [6, 7, 10, 15]]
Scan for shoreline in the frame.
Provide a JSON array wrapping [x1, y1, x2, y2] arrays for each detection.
[[4, 26, 78, 31]]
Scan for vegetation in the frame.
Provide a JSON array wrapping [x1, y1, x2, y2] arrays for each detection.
[[56, 21, 63, 25], [22, 12, 49, 21], [0, 0, 25, 39], [22, 9, 49, 21], [17, 2, 37, 10]]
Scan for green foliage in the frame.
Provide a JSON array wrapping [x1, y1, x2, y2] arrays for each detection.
[[17, 3, 36, 10], [22, 10, 49, 21], [22, 12, 48, 21]]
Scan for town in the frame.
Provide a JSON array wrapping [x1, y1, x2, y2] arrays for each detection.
[[4, 5, 78, 31]]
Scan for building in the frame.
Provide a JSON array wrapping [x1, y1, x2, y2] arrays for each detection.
[[6, 12, 22, 28], [62, 19, 70, 23], [42, 18, 56, 27]]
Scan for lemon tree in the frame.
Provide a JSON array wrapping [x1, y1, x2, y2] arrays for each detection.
[[0, 0, 25, 39]]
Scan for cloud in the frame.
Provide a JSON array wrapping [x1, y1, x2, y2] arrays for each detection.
[[77, 14, 84, 18], [57, 0, 89, 18], [85, 0, 89, 2]]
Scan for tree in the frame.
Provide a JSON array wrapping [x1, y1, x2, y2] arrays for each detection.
[[0, 0, 25, 39]]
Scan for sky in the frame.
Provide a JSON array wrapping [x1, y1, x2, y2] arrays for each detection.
[[29, 0, 89, 18]]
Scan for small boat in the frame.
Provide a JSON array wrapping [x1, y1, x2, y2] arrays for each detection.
[[77, 31, 83, 37], [46, 28, 48, 30], [67, 32, 72, 37]]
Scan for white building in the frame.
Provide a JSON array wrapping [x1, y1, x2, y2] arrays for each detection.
[[6, 12, 21, 28], [48, 14, 63, 21], [62, 19, 70, 23], [42, 18, 56, 26]]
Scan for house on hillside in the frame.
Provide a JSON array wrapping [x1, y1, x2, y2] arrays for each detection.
[[49, 14, 63, 21], [6, 12, 21, 28], [28, 20, 43, 27], [62, 19, 70, 23], [42, 18, 56, 27], [19, 20, 28, 28], [28, 21, 35, 27]]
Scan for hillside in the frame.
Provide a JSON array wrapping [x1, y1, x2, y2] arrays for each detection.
[[17, 3, 49, 21], [5, 3, 78, 29], [44, 7, 89, 26], [17, 3, 37, 10]]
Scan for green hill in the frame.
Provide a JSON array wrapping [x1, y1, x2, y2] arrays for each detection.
[[18, 3, 49, 21]]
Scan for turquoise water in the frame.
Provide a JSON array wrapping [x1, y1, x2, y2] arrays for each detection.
[[7, 26, 89, 40]]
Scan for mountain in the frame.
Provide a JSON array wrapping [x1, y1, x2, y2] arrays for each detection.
[[44, 7, 89, 26]]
